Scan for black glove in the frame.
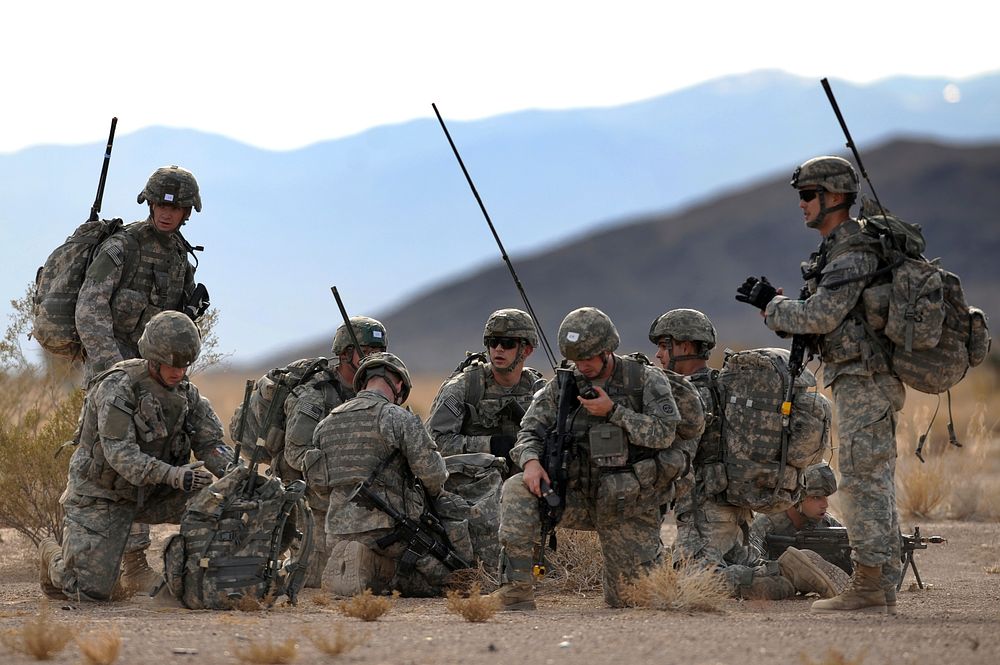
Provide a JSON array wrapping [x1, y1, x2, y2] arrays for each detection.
[[165, 461, 214, 492], [489, 434, 516, 460], [735, 275, 778, 310]]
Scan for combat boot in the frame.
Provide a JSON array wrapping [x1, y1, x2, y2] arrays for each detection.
[[778, 547, 842, 598], [120, 549, 163, 594], [490, 581, 537, 611], [739, 572, 795, 600], [38, 537, 67, 600], [884, 587, 898, 616], [811, 563, 885, 613]]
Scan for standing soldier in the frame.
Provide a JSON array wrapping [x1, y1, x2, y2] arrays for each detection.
[[308, 352, 472, 597], [38, 312, 232, 601], [650, 309, 843, 599], [278, 316, 388, 587], [736, 156, 904, 614], [426, 308, 544, 572], [494, 307, 688, 610]]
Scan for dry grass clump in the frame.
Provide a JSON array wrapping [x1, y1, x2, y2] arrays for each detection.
[[77, 628, 122, 665], [229, 589, 277, 612], [337, 589, 398, 621], [538, 529, 605, 594], [0, 606, 74, 660], [621, 557, 727, 613], [233, 637, 298, 664], [445, 583, 501, 622], [800, 647, 866, 665], [311, 593, 333, 607], [304, 624, 368, 657], [444, 560, 498, 594], [984, 564, 1000, 574], [896, 455, 951, 519]]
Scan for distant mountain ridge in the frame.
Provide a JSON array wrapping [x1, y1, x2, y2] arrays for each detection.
[[280, 139, 1000, 374], [3, 70, 999, 362]]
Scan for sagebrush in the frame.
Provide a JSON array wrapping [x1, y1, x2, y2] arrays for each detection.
[[338, 589, 398, 621], [0, 606, 74, 660], [445, 583, 500, 622], [77, 628, 122, 665], [622, 557, 727, 612]]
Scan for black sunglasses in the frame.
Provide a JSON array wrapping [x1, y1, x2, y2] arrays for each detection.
[[485, 336, 521, 350], [798, 188, 824, 202]]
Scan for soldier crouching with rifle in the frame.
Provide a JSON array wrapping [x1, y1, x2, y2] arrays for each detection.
[[38, 312, 233, 601], [306, 352, 473, 597], [493, 307, 689, 610]]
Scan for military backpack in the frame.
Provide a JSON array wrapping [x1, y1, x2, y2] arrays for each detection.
[[161, 464, 313, 609]]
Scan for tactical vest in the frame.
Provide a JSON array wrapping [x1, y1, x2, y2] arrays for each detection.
[[459, 364, 542, 438], [75, 358, 194, 501], [688, 369, 723, 466], [109, 222, 192, 352], [309, 394, 422, 534]]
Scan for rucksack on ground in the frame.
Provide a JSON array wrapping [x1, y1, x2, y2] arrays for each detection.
[[229, 357, 332, 463], [849, 201, 991, 394], [32, 218, 133, 357], [716, 347, 832, 513], [161, 464, 313, 610]]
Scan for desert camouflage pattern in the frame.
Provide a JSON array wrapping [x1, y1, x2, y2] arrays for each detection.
[[137, 311, 201, 367], [790, 156, 859, 193], [427, 362, 543, 456], [503, 355, 682, 607], [331, 316, 388, 355], [483, 308, 538, 346], [557, 307, 620, 360], [137, 165, 202, 211], [442, 453, 506, 575], [765, 217, 906, 593], [749, 508, 851, 574], [76, 220, 195, 382], [648, 308, 717, 349], [802, 461, 837, 497], [308, 390, 459, 595], [46, 360, 231, 600]]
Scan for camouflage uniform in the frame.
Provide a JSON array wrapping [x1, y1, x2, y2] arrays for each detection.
[[501, 352, 683, 607], [426, 360, 542, 572], [74, 166, 203, 566], [750, 510, 851, 574], [765, 212, 905, 594], [42, 358, 231, 601], [309, 354, 469, 597]]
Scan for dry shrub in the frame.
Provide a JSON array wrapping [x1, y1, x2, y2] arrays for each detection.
[[77, 628, 122, 665], [621, 557, 726, 613], [233, 637, 298, 664], [230, 590, 277, 612], [444, 560, 498, 594], [445, 583, 501, 622], [984, 564, 1000, 574], [311, 593, 332, 607], [800, 647, 866, 665], [338, 589, 398, 621], [538, 529, 605, 594], [0, 605, 74, 660], [304, 624, 368, 657], [896, 455, 951, 519]]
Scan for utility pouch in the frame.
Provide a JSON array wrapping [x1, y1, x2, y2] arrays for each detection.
[[700, 462, 729, 496], [862, 283, 891, 331], [595, 470, 641, 522], [588, 423, 628, 468]]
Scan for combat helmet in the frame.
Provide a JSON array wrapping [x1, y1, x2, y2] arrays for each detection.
[[332, 316, 388, 355], [353, 352, 412, 404], [790, 156, 859, 194], [138, 311, 202, 367], [801, 462, 837, 498], [483, 308, 538, 347], [648, 309, 717, 355], [558, 307, 619, 360], [137, 165, 202, 212]]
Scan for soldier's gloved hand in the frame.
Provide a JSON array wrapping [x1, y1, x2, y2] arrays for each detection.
[[656, 448, 689, 485], [489, 434, 516, 461], [735, 276, 778, 310], [165, 461, 214, 492]]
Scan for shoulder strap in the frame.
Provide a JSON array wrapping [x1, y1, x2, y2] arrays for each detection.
[[620, 356, 645, 413], [464, 363, 486, 405]]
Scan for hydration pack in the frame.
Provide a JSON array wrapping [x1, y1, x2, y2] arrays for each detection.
[[32, 218, 136, 357], [716, 348, 832, 512], [161, 465, 313, 609]]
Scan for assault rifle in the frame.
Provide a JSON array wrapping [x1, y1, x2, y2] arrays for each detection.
[[348, 474, 471, 572], [89, 117, 117, 222], [764, 526, 946, 590], [232, 379, 255, 467]]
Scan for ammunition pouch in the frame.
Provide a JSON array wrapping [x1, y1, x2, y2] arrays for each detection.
[[587, 423, 628, 467]]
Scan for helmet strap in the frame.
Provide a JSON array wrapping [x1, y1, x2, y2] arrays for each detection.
[[808, 191, 850, 229], [664, 339, 703, 372], [494, 342, 525, 375]]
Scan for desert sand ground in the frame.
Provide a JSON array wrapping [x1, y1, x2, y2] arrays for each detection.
[[2, 519, 998, 665]]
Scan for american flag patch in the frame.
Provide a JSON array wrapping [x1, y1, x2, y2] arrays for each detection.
[[296, 400, 324, 421], [106, 242, 124, 267], [444, 394, 464, 418]]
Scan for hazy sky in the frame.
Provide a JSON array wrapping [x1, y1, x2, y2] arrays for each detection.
[[3, 0, 997, 153]]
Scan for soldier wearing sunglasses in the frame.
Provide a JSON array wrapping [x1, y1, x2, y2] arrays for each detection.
[[425, 308, 543, 573], [734, 156, 905, 615]]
